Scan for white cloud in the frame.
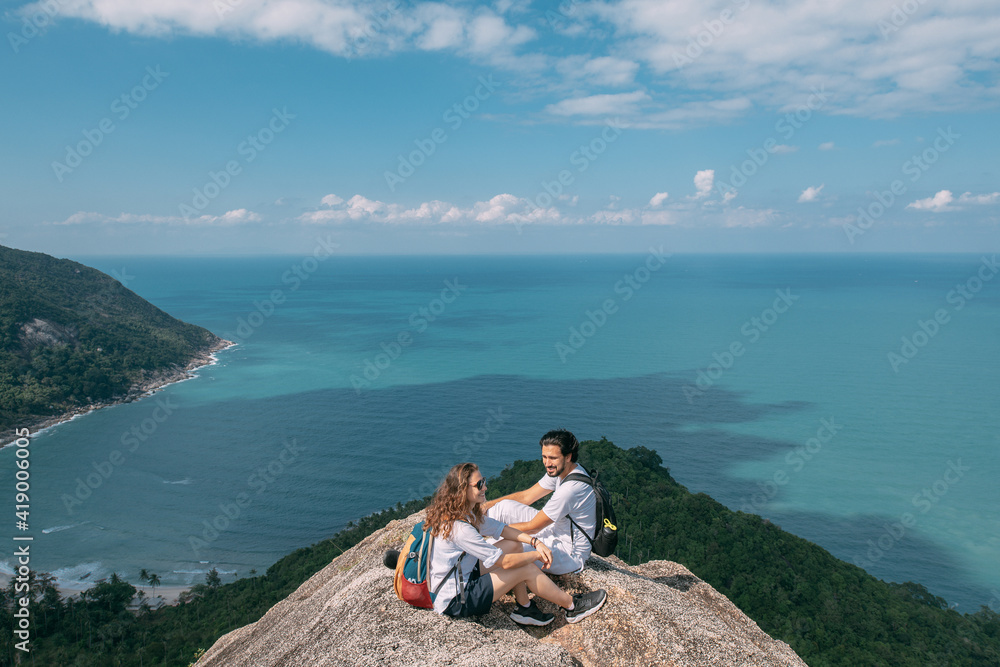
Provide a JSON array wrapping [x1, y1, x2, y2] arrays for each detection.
[[771, 144, 798, 154], [472, 193, 525, 222], [798, 184, 825, 203], [958, 191, 1000, 205], [907, 190, 954, 212], [627, 97, 752, 130], [413, 4, 466, 51], [299, 191, 746, 228], [21, 0, 1000, 125], [873, 139, 901, 148], [22, 0, 536, 68], [723, 207, 778, 228], [818, 142, 835, 150], [648, 192, 669, 207], [555, 55, 640, 87], [465, 12, 535, 54], [906, 190, 1000, 212], [593, 0, 1000, 117], [299, 193, 564, 226], [56, 209, 261, 225], [344, 194, 386, 217], [545, 90, 650, 116], [639, 209, 676, 225], [216, 208, 261, 224], [52, 193, 795, 232], [589, 209, 636, 225], [691, 170, 714, 199]]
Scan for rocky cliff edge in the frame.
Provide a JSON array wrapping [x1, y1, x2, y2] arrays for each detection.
[[196, 512, 808, 666]]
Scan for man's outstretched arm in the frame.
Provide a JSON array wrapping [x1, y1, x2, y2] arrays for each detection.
[[509, 510, 554, 535], [483, 482, 550, 511]]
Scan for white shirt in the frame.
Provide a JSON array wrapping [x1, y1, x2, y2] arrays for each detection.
[[428, 516, 505, 614], [536, 464, 597, 568]]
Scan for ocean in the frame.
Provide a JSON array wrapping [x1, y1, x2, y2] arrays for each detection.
[[2, 253, 998, 613]]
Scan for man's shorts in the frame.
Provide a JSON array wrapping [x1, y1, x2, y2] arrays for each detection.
[[487, 499, 586, 575], [442, 565, 494, 618]]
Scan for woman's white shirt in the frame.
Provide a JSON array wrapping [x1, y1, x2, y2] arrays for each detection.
[[428, 517, 505, 614]]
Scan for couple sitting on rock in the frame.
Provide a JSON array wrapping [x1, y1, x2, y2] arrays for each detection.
[[424, 429, 607, 625]]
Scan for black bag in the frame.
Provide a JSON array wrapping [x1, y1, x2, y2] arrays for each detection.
[[564, 467, 618, 557]]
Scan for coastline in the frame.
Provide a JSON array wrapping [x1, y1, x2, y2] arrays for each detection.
[[0, 572, 190, 608], [2, 337, 236, 449]]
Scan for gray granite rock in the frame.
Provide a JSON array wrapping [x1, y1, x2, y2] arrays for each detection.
[[197, 512, 808, 666]]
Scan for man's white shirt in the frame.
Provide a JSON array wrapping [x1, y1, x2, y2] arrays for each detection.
[[535, 463, 597, 568]]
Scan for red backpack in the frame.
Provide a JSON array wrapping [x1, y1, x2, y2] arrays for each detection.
[[393, 521, 465, 608]]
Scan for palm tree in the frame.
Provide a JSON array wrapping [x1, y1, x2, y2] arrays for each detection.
[[148, 573, 161, 599]]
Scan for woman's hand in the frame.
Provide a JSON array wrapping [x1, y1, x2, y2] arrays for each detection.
[[534, 540, 553, 569]]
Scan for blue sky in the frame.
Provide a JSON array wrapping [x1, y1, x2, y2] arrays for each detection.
[[1, 0, 998, 255]]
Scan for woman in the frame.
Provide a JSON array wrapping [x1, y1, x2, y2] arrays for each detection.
[[425, 462, 606, 625]]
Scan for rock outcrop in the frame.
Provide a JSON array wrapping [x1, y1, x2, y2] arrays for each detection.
[[197, 512, 808, 666], [18, 317, 78, 350]]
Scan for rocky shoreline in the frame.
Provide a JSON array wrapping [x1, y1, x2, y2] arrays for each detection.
[[2, 337, 235, 447]]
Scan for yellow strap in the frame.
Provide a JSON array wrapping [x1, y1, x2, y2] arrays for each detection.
[[604, 518, 617, 531]]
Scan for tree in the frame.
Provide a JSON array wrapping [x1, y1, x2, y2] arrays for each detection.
[[147, 573, 161, 599]]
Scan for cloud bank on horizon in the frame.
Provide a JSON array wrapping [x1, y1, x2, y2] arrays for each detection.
[[5, 0, 1000, 253]]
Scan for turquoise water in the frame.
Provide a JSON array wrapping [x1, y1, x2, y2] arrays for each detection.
[[2, 253, 998, 612]]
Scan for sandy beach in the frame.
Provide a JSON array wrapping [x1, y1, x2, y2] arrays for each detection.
[[56, 582, 193, 608], [0, 573, 192, 609]]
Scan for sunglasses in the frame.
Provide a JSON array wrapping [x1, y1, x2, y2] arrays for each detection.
[[470, 478, 486, 490]]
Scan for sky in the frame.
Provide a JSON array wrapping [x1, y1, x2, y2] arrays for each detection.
[[1, 0, 998, 255]]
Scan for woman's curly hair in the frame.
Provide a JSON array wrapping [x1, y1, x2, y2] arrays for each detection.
[[425, 462, 484, 540]]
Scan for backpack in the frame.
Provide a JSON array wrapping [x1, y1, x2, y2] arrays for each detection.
[[393, 521, 465, 609], [564, 467, 619, 557]]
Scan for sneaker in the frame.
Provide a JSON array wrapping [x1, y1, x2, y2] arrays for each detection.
[[565, 589, 607, 624], [509, 599, 555, 626]]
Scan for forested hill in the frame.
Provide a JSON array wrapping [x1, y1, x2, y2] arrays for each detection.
[[496, 439, 1000, 665], [0, 244, 227, 438], [3, 438, 999, 665]]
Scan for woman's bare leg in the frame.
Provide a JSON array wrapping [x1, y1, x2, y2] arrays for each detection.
[[489, 539, 529, 606], [487, 562, 573, 608]]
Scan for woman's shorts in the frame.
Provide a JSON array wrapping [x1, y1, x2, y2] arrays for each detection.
[[443, 565, 494, 617]]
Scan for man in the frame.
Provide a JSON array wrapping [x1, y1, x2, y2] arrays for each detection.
[[485, 429, 597, 578]]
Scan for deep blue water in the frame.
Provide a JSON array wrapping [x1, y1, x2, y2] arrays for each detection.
[[2, 253, 998, 612]]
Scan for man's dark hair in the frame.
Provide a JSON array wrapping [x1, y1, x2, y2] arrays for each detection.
[[539, 429, 580, 462]]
